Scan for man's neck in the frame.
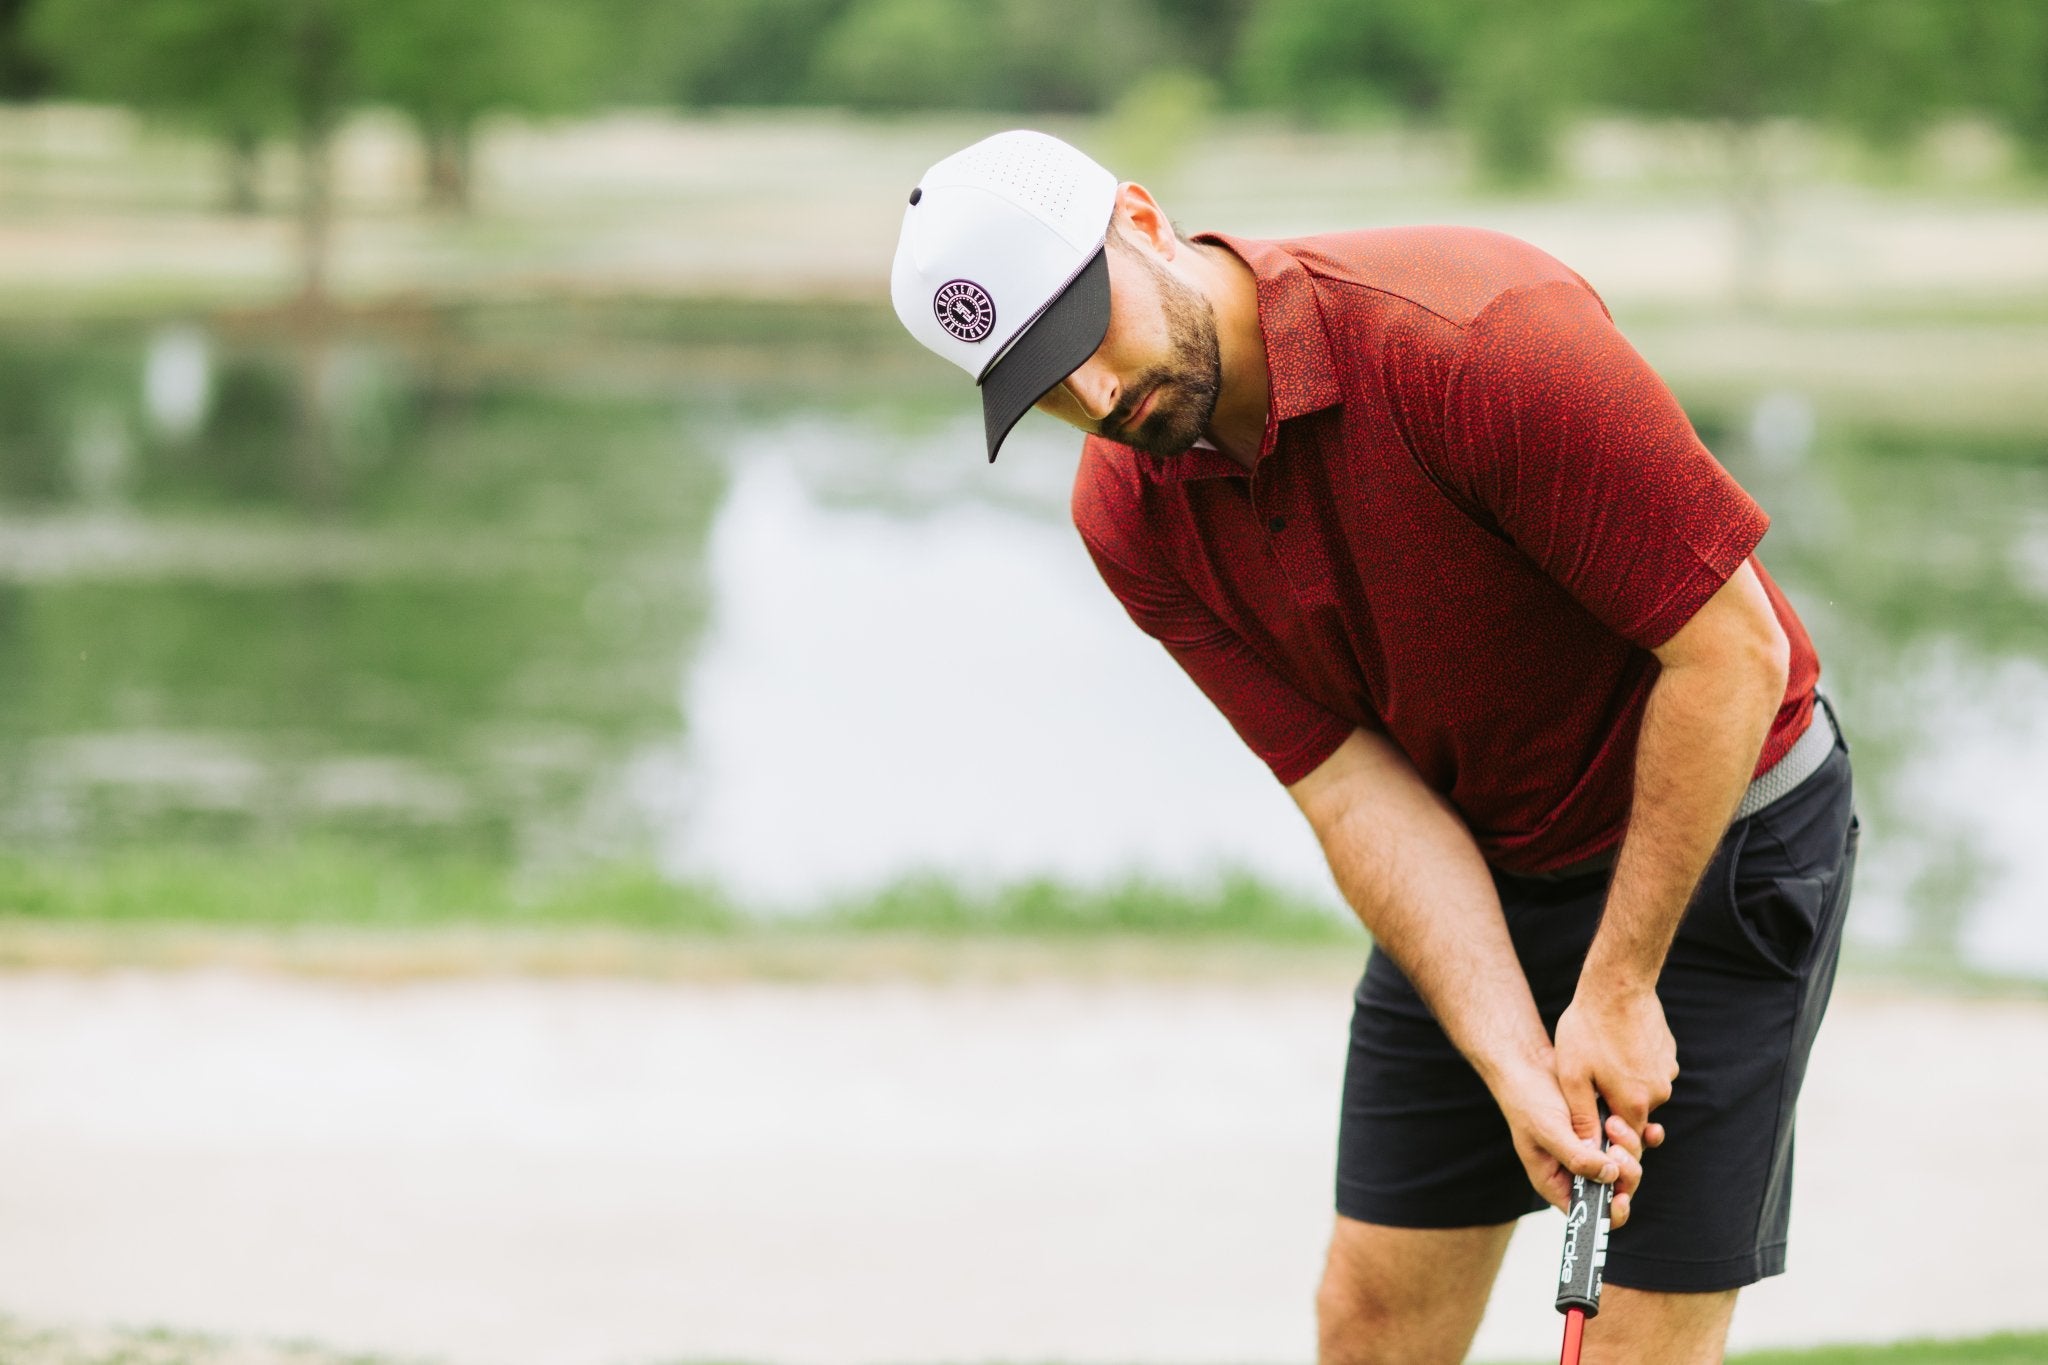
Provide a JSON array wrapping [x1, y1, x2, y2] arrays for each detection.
[[1193, 241, 1269, 471]]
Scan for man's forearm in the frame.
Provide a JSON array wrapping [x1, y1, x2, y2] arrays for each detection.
[[1293, 728, 1637, 1212], [1584, 655, 1786, 993], [1301, 733, 1550, 1089]]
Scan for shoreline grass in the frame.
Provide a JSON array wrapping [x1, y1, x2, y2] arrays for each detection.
[[0, 844, 1353, 940], [1, 845, 2044, 994]]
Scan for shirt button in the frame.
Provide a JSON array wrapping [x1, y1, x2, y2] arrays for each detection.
[[1267, 516, 1286, 534]]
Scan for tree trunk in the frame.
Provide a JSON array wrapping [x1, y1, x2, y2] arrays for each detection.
[[290, 0, 342, 509], [1724, 118, 1776, 314], [221, 126, 262, 215], [424, 123, 472, 213], [295, 119, 332, 310]]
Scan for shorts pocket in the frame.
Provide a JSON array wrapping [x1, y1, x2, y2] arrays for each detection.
[[1677, 794, 1852, 982], [1708, 793, 1856, 981], [1726, 847, 1830, 979]]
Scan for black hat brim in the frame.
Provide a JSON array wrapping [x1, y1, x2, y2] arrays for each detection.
[[978, 247, 1111, 463]]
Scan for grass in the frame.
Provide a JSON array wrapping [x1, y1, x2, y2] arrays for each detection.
[[4, 1314, 2040, 1365], [1479, 1335, 2048, 1364], [0, 843, 1372, 982], [0, 842, 1355, 939], [1723, 1333, 2048, 1364]]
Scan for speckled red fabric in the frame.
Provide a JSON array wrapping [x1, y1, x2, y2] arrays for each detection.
[[1071, 227, 1819, 876]]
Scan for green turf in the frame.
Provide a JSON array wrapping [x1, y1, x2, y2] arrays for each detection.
[[1487, 1332, 2048, 1364], [1725, 1333, 2048, 1363]]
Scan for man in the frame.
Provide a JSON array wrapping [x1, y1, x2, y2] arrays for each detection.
[[889, 130, 1858, 1365]]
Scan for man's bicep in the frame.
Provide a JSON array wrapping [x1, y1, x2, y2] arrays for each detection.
[[1651, 559, 1789, 676], [1444, 283, 1769, 649], [1287, 727, 1411, 831]]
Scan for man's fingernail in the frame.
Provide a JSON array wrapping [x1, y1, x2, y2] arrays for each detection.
[[1601, 1162, 1618, 1182]]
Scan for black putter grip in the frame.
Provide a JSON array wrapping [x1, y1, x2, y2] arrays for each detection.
[[1553, 1165, 1613, 1315]]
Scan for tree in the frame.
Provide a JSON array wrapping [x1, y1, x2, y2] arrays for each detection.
[[1234, 0, 1583, 185], [1576, 0, 1832, 308], [809, 0, 990, 111], [353, 0, 604, 210], [808, 0, 1174, 114], [629, 0, 850, 108], [0, 0, 55, 100], [1868, 0, 2048, 174], [28, 0, 315, 215], [1235, 0, 1453, 123], [32, 0, 350, 288]]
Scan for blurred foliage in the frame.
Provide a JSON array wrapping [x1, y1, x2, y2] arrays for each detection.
[[0, 0, 50, 98], [1576, 0, 1828, 128], [26, 0, 604, 210], [1235, 0, 1453, 122], [8, 0, 2039, 187], [26, 0, 309, 144], [10, 0, 2047, 186], [809, 0, 992, 112], [1100, 68, 1218, 186], [351, 0, 604, 208]]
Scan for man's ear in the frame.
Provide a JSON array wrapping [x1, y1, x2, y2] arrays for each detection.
[[1111, 182, 1177, 259]]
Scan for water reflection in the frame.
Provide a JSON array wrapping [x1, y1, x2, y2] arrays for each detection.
[[669, 437, 1328, 908], [0, 317, 722, 886], [0, 309, 2042, 977]]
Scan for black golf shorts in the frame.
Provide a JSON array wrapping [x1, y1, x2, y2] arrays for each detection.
[[1334, 706, 1859, 1293]]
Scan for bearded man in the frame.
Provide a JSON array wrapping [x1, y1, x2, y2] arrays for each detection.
[[888, 130, 1858, 1365]]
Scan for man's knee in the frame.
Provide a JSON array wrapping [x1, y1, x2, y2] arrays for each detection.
[[1316, 1256, 1396, 1365], [1583, 1284, 1739, 1365], [1315, 1254, 1388, 1362], [1314, 1218, 1511, 1365]]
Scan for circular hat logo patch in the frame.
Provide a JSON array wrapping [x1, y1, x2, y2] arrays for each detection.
[[934, 280, 997, 343]]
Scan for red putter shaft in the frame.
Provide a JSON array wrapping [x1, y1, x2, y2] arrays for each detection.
[[1559, 1306, 1587, 1365]]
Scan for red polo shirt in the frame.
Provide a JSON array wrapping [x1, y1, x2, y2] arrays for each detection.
[[1071, 227, 1819, 876]]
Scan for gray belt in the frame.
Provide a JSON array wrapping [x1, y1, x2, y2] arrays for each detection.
[[1732, 696, 1838, 821], [1522, 695, 1839, 881]]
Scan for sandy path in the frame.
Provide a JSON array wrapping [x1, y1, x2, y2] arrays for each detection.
[[0, 971, 2041, 1365]]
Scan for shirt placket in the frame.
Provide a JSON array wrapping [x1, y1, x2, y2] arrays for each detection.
[[1255, 428, 1380, 721], [1251, 444, 1332, 616]]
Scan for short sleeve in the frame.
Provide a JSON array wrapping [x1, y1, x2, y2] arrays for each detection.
[[1073, 451, 1354, 786], [1440, 281, 1768, 648]]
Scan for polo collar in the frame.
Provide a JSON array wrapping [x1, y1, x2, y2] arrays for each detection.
[[1144, 232, 1343, 484]]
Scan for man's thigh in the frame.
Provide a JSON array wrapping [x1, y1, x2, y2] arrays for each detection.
[[1317, 1215, 1514, 1365]]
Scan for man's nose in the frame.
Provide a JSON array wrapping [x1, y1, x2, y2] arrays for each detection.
[[1062, 360, 1118, 424]]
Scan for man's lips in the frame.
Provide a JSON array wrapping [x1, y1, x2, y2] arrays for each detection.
[[1126, 387, 1159, 429]]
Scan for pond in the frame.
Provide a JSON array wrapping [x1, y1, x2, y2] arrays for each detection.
[[0, 302, 2042, 979]]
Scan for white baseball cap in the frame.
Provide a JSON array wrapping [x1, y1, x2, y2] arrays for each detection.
[[891, 130, 1117, 462]]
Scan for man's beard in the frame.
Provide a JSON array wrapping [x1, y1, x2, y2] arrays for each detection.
[[1100, 256, 1223, 458]]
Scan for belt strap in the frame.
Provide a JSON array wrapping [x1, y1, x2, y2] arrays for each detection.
[[1731, 696, 1837, 821]]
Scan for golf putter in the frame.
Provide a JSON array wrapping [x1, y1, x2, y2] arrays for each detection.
[[1554, 1106, 1615, 1365]]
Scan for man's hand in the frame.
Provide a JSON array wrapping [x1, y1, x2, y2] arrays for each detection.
[[1552, 985, 1676, 1205], [1490, 1054, 1647, 1228]]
